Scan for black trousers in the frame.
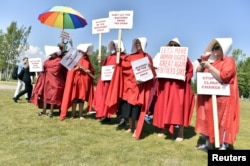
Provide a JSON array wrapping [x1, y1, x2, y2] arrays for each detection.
[[15, 81, 33, 100]]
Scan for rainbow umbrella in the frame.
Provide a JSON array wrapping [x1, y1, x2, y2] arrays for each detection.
[[38, 6, 87, 29]]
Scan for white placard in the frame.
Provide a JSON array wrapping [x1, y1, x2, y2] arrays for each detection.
[[60, 30, 70, 40], [156, 46, 188, 81], [92, 18, 110, 34], [109, 10, 133, 29], [29, 58, 43, 72], [197, 72, 230, 96], [101, 65, 115, 81], [60, 48, 82, 70], [131, 57, 153, 82]]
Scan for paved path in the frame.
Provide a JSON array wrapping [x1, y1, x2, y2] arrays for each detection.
[[0, 84, 16, 90]]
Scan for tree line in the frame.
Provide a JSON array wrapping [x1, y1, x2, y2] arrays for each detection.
[[1, 22, 249, 98]]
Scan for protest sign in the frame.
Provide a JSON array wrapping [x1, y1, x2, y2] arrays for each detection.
[[197, 72, 230, 148], [101, 65, 115, 81], [156, 46, 188, 81], [92, 18, 110, 34], [131, 57, 153, 82], [197, 72, 230, 96], [109, 10, 133, 29], [29, 58, 43, 72], [60, 48, 81, 70]]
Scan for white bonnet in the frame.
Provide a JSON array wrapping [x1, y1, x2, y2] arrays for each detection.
[[77, 43, 94, 55], [108, 40, 125, 53], [131, 37, 147, 54], [45, 45, 61, 57], [167, 37, 181, 46], [204, 38, 233, 56]]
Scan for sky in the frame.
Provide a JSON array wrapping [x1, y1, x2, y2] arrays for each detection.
[[1, 0, 250, 62]]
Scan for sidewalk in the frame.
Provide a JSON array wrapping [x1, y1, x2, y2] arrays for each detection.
[[0, 84, 16, 90]]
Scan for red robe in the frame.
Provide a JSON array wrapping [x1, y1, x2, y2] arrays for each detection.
[[59, 55, 94, 120], [106, 53, 156, 139], [195, 57, 240, 145], [93, 53, 126, 119], [30, 56, 65, 108], [152, 58, 195, 134]]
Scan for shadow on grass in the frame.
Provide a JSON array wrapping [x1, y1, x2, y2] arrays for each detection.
[[140, 124, 197, 140]]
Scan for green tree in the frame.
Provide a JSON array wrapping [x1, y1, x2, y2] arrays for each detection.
[[232, 49, 250, 98], [89, 46, 108, 85], [0, 22, 31, 80]]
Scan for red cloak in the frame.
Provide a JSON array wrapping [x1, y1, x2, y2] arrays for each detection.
[[30, 56, 65, 108], [93, 53, 126, 119], [106, 53, 156, 139], [195, 57, 240, 145], [152, 58, 195, 134], [59, 55, 94, 120]]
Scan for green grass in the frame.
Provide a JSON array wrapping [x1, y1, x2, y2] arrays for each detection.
[[0, 83, 249, 166]]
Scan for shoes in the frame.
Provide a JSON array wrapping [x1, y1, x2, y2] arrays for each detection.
[[195, 144, 213, 151], [12, 97, 17, 103], [100, 117, 111, 123], [144, 115, 151, 124], [125, 128, 132, 133], [157, 133, 165, 137], [117, 118, 126, 127], [175, 137, 184, 142], [37, 112, 45, 116], [48, 113, 53, 118]]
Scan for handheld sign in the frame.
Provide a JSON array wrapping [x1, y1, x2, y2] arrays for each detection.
[[92, 18, 110, 63], [197, 72, 230, 96], [109, 10, 133, 64], [131, 57, 153, 82], [197, 72, 230, 148], [101, 65, 115, 81], [60, 30, 70, 41], [29, 58, 43, 72], [92, 18, 110, 34], [109, 10, 133, 29], [156, 46, 188, 81], [60, 48, 81, 70]]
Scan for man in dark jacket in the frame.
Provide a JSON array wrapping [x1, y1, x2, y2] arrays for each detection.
[[13, 57, 35, 103]]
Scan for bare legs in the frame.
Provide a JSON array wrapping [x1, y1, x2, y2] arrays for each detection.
[[175, 125, 184, 142], [37, 102, 54, 118], [126, 118, 137, 137], [71, 100, 85, 120]]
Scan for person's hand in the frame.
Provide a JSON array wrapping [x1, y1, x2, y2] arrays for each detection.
[[85, 69, 90, 73], [136, 79, 144, 84], [200, 61, 211, 69]]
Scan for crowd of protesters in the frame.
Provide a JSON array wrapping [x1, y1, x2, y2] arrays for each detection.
[[12, 37, 240, 151]]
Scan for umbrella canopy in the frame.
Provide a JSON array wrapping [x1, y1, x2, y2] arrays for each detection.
[[38, 6, 87, 29]]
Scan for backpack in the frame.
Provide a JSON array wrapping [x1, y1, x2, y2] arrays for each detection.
[[11, 66, 18, 80]]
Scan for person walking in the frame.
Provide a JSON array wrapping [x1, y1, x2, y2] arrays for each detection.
[[13, 59, 28, 101], [13, 57, 35, 102]]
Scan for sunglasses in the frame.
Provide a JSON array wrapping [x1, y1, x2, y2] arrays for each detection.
[[212, 45, 221, 51]]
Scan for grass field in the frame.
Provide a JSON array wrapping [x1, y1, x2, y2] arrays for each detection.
[[0, 81, 249, 166]]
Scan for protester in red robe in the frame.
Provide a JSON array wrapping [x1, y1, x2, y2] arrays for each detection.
[[106, 37, 156, 138], [93, 40, 127, 123], [31, 45, 65, 118], [59, 43, 95, 120], [152, 38, 195, 142], [195, 38, 240, 150]]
